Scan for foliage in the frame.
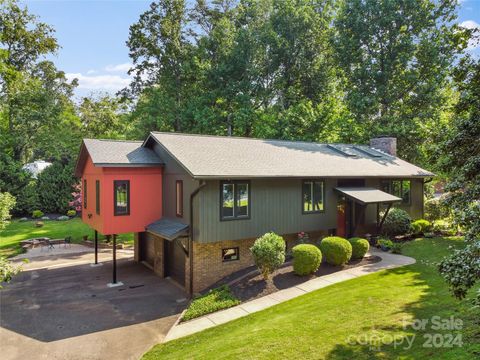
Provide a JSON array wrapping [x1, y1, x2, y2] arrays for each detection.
[[0, 153, 33, 215], [292, 244, 322, 276], [411, 219, 432, 234], [433, 219, 457, 236], [250, 232, 286, 280], [319, 236, 352, 266], [36, 161, 76, 214], [0, 192, 16, 230], [13, 181, 39, 216], [377, 238, 394, 251], [68, 183, 82, 212], [347, 237, 369, 259], [410, 221, 422, 235], [182, 285, 240, 322], [0, 256, 24, 288], [424, 197, 451, 222], [382, 208, 411, 236], [333, 0, 468, 164], [390, 242, 403, 254], [437, 57, 480, 303], [66, 209, 76, 217], [31, 209, 44, 219]]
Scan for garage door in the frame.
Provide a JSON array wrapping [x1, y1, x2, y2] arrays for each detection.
[[164, 240, 186, 286], [140, 232, 156, 268]]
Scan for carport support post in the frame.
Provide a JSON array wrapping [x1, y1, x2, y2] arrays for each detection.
[[113, 234, 117, 284], [94, 230, 98, 264]]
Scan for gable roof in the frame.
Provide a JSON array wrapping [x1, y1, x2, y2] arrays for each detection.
[[145, 132, 434, 179], [74, 139, 163, 177]]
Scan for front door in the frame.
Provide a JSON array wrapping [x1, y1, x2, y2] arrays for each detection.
[[337, 179, 365, 238]]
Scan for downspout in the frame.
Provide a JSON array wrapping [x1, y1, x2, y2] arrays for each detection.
[[189, 180, 206, 296]]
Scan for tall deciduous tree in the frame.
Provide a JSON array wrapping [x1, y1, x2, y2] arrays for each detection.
[[438, 57, 480, 304], [333, 0, 468, 163]]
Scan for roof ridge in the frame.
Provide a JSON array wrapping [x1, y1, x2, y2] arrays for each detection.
[[150, 131, 369, 147], [84, 138, 143, 143]]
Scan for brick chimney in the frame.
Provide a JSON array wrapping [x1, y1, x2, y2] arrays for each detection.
[[370, 136, 397, 156]]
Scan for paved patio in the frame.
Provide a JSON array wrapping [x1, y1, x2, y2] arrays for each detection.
[[164, 248, 416, 341], [1, 256, 187, 360]]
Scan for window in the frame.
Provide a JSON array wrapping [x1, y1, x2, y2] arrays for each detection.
[[220, 181, 250, 220], [302, 180, 325, 213], [222, 247, 239, 262], [114, 180, 130, 216], [83, 179, 87, 209], [176, 180, 183, 217], [380, 179, 411, 204], [95, 180, 100, 215]]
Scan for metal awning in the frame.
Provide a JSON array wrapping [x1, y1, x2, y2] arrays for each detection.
[[146, 218, 189, 241], [334, 187, 402, 205]]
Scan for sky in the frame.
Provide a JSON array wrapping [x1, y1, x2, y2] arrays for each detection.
[[23, 0, 480, 98]]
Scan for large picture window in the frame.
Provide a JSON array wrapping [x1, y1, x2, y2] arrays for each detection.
[[95, 180, 100, 215], [114, 180, 130, 216], [381, 179, 411, 204], [176, 180, 183, 217], [220, 181, 250, 220], [302, 180, 325, 213]]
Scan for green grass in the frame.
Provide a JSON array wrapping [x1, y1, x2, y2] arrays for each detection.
[[143, 237, 480, 359], [182, 285, 241, 322], [0, 218, 133, 258]]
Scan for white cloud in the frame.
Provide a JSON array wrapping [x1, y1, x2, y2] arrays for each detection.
[[105, 63, 132, 73], [460, 20, 480, 50], [86, 69, 96, 74], [66, 72, 130, 91]]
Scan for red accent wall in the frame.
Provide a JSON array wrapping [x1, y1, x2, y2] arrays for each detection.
[[81, 155, 163, 235]]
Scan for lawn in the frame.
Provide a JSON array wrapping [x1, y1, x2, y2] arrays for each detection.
[[0, 218, 133, 258], [143, 237, 480, 359]]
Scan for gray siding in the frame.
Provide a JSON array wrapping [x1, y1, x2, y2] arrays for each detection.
[[196, 178, 338, 243], [196, 177, 425, 243], [149, 141, 199, 224]]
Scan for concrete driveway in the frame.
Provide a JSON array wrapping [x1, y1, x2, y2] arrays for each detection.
[[1, 254, 187, 360]]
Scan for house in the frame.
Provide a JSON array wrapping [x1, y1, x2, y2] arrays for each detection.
[[74, 133, 433, 294]]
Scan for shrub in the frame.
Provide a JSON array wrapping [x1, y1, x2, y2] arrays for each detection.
[[57, 215, 69, 221], [348, 237, 370, 259], [250, 232, 286, 280], [35, 221, 44, 227], [292, 244, 322, 275], [67, 209, 77, 217], [382, 208, 411, 236], [391, 242, 403, 254], [13, 181, 39, 216], [424, 197, 450, 222], [32, 210, 44, 219], [412, 219, 432, 233], [410, 221, 421, 235], [433, 220, 457, 236], [319, 237, 352, 266], [182, 285, 240, 321], [0, 192, 16, 230], [377, 238, 393, 251]]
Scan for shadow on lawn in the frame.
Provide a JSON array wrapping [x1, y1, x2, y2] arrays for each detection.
[[325, 239, 480, 359]]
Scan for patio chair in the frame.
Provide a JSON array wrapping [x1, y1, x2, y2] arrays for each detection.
[[44, 239, 54, 250], [64, 236, 72, 248]]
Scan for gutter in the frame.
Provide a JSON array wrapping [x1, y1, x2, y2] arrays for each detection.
[[189, 180, 206, 296]]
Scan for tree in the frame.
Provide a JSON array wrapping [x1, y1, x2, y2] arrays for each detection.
[[36, 161, 76, 214], [438, 57, 480, 304], [0, 192, 15, 229], [333, 0, 468, 163]]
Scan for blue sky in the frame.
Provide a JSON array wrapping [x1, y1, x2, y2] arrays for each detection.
[[23, 0, 480, 98]]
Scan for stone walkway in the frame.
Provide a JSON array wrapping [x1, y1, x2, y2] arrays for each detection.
[[164, 248, 415, 342]]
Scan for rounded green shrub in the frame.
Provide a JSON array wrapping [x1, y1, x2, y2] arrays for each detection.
[[347, 237, 370, 259], [411, 219, 432, 233], [292, 244, 322, 276], [67, 209, 77, 217], [382, 208, 411, 236], [32, 210, 44, 219], [319, 237, 352, 266], [410, 221, 421, 235], [250, 232, 286, 280]]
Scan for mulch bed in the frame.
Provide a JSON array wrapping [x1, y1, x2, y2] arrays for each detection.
[[229, 255, 381, 303]]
